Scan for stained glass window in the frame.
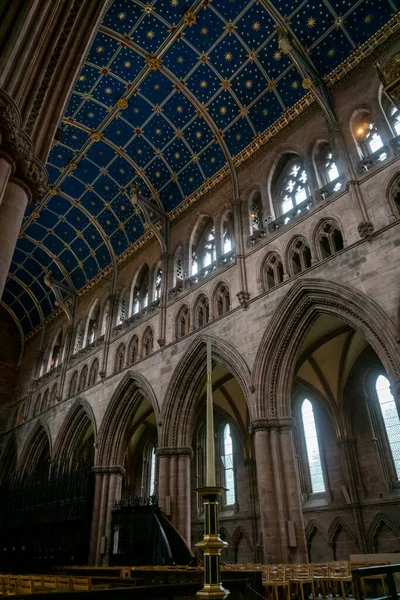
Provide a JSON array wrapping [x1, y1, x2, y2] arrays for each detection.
[[301, 399, 325, 493], [376, 375, 400, 479], [280, 162, 310, 215], [222, 424, 235, 505]]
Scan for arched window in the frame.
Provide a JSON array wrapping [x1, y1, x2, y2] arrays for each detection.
[[222, 423, 236, 505], [50, 384, 57, 407], [215, 283, 230, 317], [35, 394, 42, 416], [177, 305, 190, 339], [88, 359, 99, 386], [115, 343, 126, 372], [42, 389, 49, 412], [314, 142, 341, 193], [194, 295, 209, 328], [301, 399, 325, 493], [389, 105, 400, 137], [87, 301, 100, 345], [154, 267, 162, 301], [316, 221, 344, 259], [353, 111, 384, 158], [117, 292, 127, 325], [142, 327, 154, 357], [191, 218, 216, 276], [78, 365, 88, 392], [174, 245, 184, 289], [69, 371, 78, 397], [49, 330, 63, 370], [131, 265, 149, 315], [148, 445, 156, 496], [223, 226, 232, 255], [263, 252, 284, 290], [101, 301, 110, 336], [249, 191, 263, 234], [375, 375, 400, 479], [288, 237, 312, 276], [74, 322, 84, 354], [128, 335, 139, 364], [272, 155, 310, 216]]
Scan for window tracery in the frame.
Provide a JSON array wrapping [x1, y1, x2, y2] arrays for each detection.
[[288, 237, 312, 275], [215, 283, 230, 317], [195, 294, 210, 328], [389, 105, 400, 136], [88, 359, 99, 386], [279, 159, 310, 215], [191, 219, 216, 276], [315, 143, 341, 195], [249, 192, 263, 234], [316, 221, 344, 259], [87, 302, 100, 345], [74, 323, 84, 354], [115, 343, 126, 372], [263, 253, 284, 290], [353, 112, 385, 162], [142, 327, 154, 357], [128, 335, 139, 364], [131, 265, 150, 316], [69, 371, 78, 397], [78, 365, 88, 392], [177, 305, 190, 339], [154, 267, 162, 301], [50, 330, 63, 370]]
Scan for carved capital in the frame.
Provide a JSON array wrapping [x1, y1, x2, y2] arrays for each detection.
[[357, 220, 374, 239], [156, 446, 194, 459], [0, 90, 47, 202], [237, 290, 250, 309], [249, 417, 294, 435], [92, 465, 126, 476]]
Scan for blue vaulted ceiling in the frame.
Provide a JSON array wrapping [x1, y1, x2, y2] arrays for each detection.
[[4, 0, 398, 336]]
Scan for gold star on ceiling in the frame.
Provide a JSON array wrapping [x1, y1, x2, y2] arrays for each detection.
[[252, 21, 261, 31], [307, 17, 316, 28], [292, 81, 299, 89], [125, 61, 131, 68], [364, 14, 372, 23], [147, 30, 155, 38], [79, 75, 85, 81], [328, 48, 335, 57], [245, 80, 253, 89], [96, 46, 104, 53], [171, 0, 178, 5], [200, 80, 207, 88], [177, 106, 183, 112], [201, 27, 208, 35], [105, 88, 112, 94], [143, 3, 153, 15], [195, 131, 202, 139], [274, 51, 282, 61], [239, 106, 248, 118], [118, 12, 125, 19], [263, 109, 269, 116], [220, 106, 227, 115], [225, 52, 233, 61], [178, 56, 184, 63]]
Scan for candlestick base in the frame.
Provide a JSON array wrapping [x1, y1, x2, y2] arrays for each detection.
[[195, 486, 229, 599]]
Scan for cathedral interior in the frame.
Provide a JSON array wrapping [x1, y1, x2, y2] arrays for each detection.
[[1, 0, 400, 588]]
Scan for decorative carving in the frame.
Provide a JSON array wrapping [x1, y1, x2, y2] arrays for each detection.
[[182, 9, 197, 26], [156, 446, 194, 459], [146, 56, 162, 71], [237, 290, 250, 309], [378, 51, 400, 109], [357, 221, 374, 239]]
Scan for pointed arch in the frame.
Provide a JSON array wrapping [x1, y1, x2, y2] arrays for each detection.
[[328, 516, 359, 546], [161, 335, 253, 448], [18, 421, 52, 473], [97, 371, 160, 466], [366, 513, 400, 548], [305, 518, 328, 542], [253, 279, 400, 419], [53, 398, 97, 461]]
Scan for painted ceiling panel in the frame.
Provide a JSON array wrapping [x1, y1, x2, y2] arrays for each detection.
[[5, 0, 397, 335]]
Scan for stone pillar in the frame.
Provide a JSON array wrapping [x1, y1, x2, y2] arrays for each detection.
[[0, 155, 13, 205], [251, 418, 307, 563], [157, 252, 169, 349], [233, 198, 250, 309], [156, 447, 193, 545], [89, 465, 125, 566], [0, 178, 30, 299], [244, 458, 259, 562]]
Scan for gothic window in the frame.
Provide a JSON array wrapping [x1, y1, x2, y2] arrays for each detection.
[[223, 225, 232, 255], [101, 301, 109, 336], [154, 267, 162, 301], [74, 322, 84, 354], [174, 245, 184, 288], [203, 226, 216, 268], [42, 389, 49, 413], [69, 371, 78, 397], [222, 423, 236, 505], [263, 252, 284, 290], [87, 302, 100, 345], [389, 105, 400, 137], [215, 283, 230, 317], [353, 112, 384, 157], [288, 237, 312, 276], [273, 156, 310, 216], [148, 445, 157, 496], [128, 335, 139, 364], [118, 295, 126, 325], [50, 384, 57, 406], [191, 219, 216, 276], [194, 294, 210, 328], [315, 143, 341, 190], [88, 359, 99, 386], [191, 248, 198, 276], [78, 365, 88, 392], [301, 399, 326, 493], [131, 265, 149, 315], [50, 330, 62, 370], [115, 343, 126, 372], [249, 192, 263, 233], [142, 327, 154, 357], [177, 305, 190, 339], [375, 375, 400, 479], [316, 221, 344, 259], [35, 394, 42, 416]]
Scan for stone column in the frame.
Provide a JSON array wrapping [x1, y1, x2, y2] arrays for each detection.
[[156, 447, 193, 545], [157, 252, 169, 349], [0, 178, 30, 299], [251, 418, 307, 563], [233, 198, 250, 309], [0, 155, 13, 205], [89, 465, 125, 566]]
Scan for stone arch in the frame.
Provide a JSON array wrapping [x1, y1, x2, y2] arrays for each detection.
[[232, 525, 254, 563], [253, 278, 400, 419], [161, 334, 253, 448], [329, 517, 359, 559], [310, 216, 346, 260], [96, 371, 159, 467], [366, 513, 400, 553], [305, 519, 331, 562], [18, 421, 52, 473], [53, 398, 97, 461]]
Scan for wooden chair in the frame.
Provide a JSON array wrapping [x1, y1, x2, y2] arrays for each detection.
[[311, 563, 330, 598], [42, 576, 57, 593], [328, 562, 352, 598], [56, 577, 72, 592], [263, 564, 291, 600], [71, 577, 92, 592], [285, 564, 314, 600]]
